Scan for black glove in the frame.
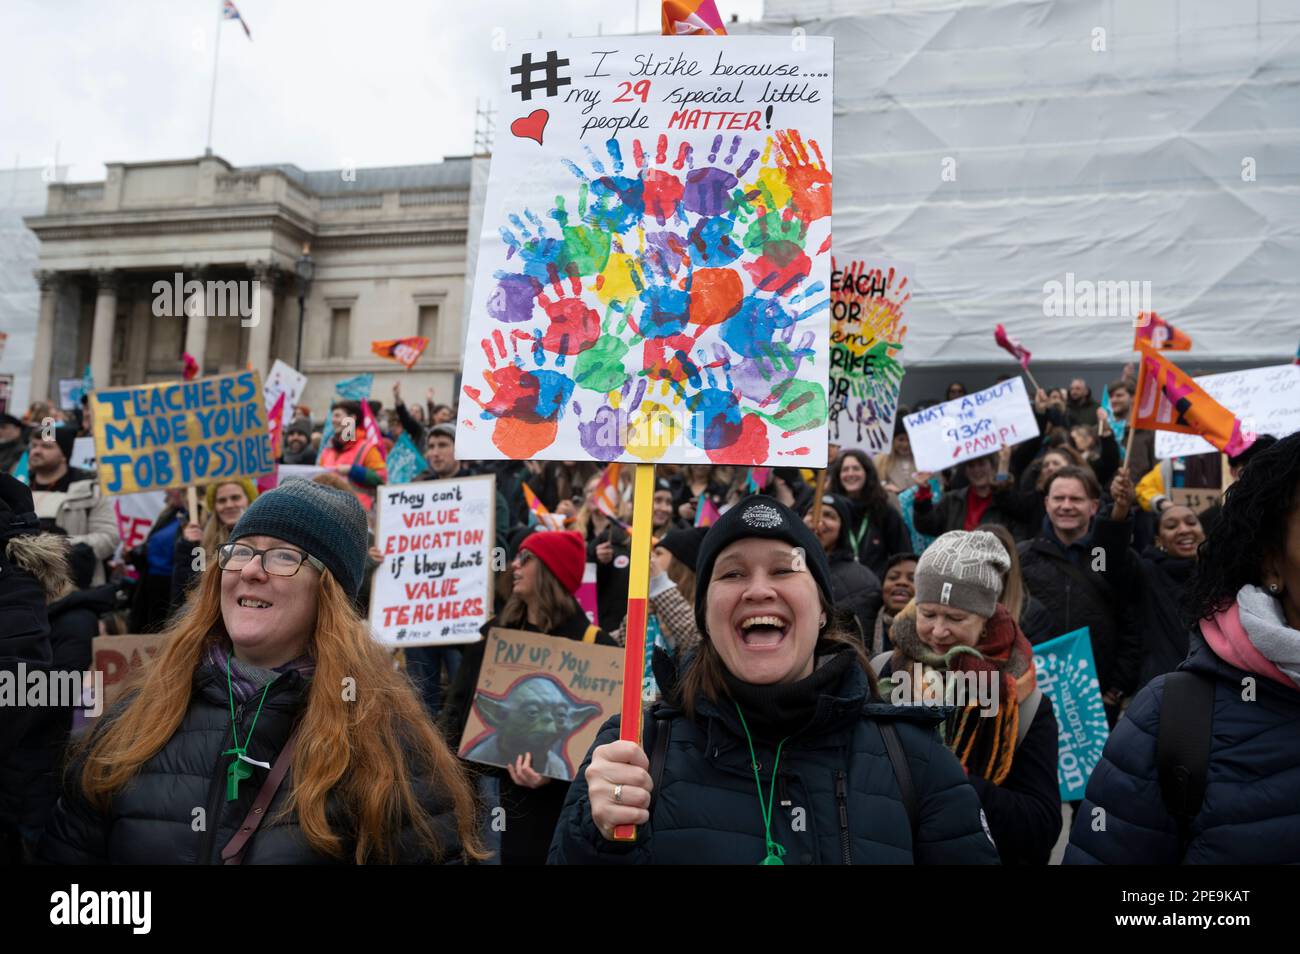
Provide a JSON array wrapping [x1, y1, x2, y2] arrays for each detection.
[[0, 473, 39, 543]]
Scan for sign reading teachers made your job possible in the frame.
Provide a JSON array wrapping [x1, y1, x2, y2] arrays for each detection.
[[90, 370, 275, 495]]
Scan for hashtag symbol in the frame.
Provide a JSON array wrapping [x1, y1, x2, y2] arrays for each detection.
[[510, 50, 571, 101]]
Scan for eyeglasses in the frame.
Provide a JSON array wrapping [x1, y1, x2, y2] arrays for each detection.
[[218, 543, 325, 577], [514, 550, 535, 567]]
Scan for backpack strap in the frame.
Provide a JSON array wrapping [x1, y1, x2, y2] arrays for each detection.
[[877, 721, 918, 838], [641, 704, 672, 818], [1015, 688, 1043, 749], [582, 624, 599, 644], [222, 723, 300, 865], [1157, 670, 1215, 846]]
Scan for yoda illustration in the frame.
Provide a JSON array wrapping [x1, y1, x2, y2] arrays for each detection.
[[464, 674, 602, 781]]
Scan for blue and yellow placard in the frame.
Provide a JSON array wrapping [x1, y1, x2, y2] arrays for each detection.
[[91, 370, 275, 495]]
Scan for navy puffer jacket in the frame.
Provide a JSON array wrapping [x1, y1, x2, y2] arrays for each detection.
[[39, 658, 464, 865], [1064, 630, 1300, 864], [548, 652, 1000, 865]]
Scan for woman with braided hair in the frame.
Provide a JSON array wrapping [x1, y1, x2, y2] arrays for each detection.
[[873, 530, 1062, 865]]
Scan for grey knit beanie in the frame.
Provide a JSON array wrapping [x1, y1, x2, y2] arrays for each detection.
[[913, 530, 1010, 619], [229, 480, 369, 598]]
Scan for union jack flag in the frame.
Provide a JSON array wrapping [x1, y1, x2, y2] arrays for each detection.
[[222, 0, 252, 40]]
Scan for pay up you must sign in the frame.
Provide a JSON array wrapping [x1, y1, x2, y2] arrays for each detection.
[[369, 476, 495, 647]]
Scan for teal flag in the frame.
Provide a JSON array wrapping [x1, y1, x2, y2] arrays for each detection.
[[1031, 627, 1111, 801], [385, 432, 425, 485], [13, 450, 28, 485], [334, 373, 374, 401], [1100, 386, 1126, 459]]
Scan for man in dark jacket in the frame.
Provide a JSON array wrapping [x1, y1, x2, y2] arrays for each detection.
[[1017, 467, 1142, 723], [1064, 378, 1100, 428], [279, 419, 317, 465], [913, 452, 1022, 538]]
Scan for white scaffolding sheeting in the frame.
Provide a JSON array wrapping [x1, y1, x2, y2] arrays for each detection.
[[738, 0, 1300, 366]]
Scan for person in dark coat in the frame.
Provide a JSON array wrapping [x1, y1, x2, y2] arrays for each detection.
[[911, 451, 1025, 540], [875, 530, 1061, 864], [829, 449, 909, 579], [805, 492, 882, 645], [279, 418, 317, 465], [548, 497, 1000, 865], [40, 481, 484, 864], [1096, 467, 1204, 688], [126, 488, 187, 633], [1017, 467, 1143, 723], [1066, 433, 1300, 863], [0, 532, 112, 860], [441, 529, 616, 865], [0, 411, 26, 476]]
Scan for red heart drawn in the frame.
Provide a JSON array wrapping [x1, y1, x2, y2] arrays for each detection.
[[510, 109, 548, 146]]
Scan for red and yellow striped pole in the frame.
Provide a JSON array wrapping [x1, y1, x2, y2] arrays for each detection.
[[613, 462, 656, 841]]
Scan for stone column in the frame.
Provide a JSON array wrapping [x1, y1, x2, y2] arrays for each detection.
[[31, 271, 63, 402], [247, 262, 278, 378], [89, 270, 120, 389], [183, 266, 210, 372]]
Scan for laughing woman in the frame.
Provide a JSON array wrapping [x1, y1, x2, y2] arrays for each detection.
[[548, 496, 999, 865], [40, 481, 484, 864]]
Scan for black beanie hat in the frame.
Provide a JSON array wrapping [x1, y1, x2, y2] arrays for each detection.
[[52, 426, 77, 463], [657, 526, 707, 572], [229, 480, 369, 598], [693, 495, 833, 639], [817, 492, 855, 552]]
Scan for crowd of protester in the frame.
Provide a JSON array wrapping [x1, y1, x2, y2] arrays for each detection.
[[2, 365, 1298, 866]]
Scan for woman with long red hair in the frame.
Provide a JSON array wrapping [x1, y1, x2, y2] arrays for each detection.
[[40, 480, 483, 864]]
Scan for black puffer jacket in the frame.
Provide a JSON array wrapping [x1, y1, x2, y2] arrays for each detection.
[[846, 499, 909, 580], [548, 650, 1000, 865], [1065, 627, 1300, 864], [826, 548, 882, 646], [40, 655, 464, 864], [0, 581, 115, 841], [1017, 529, 1143, 698], [1093, 514, 1198, 689]]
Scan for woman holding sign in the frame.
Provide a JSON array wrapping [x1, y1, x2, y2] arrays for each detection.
[[1066, 433, 1300, 864], [549, 497, 999, 865], [442, 529, 617, 865], [41, 481, 483, 864], [873, 531, 1063, 865], [169, 478, 257, 608]]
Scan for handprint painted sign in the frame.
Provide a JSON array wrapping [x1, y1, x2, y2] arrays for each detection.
[[458, 36, 834, 466]]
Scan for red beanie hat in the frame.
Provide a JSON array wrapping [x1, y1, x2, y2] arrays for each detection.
[[518, 530, 585, 595]]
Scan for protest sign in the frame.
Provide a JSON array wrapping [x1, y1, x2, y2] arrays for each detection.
[[457, 35, 834, 466], [459, 627, 623, 782], [369, 476, 495, 647], [1169, 486, 1222, 514], [113, 491, 168, 552], [903, 377, 1040, 472], [1032, 627, 1110, 801], [91, 633, 167, 715], [1153, 364, 1300, 459], [90, 370, 275, 495], [71, 436, 96, 472], [59, 379, 82, 410], [263, 359, 307, 415], [829, 258, 909, 454]]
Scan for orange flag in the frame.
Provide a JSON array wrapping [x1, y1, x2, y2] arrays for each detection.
[[371, 337, 430, 369], [1133, 312, 1192, 351], [1132, 342, 1253, 455]]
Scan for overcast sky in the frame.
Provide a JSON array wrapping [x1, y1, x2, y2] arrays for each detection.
[[2, 0, 765, 183]]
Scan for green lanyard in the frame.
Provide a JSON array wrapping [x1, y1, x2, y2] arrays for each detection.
[[734, 702, 790, 866], [223, 651, 274, 802], [849, 514, 870, 557]]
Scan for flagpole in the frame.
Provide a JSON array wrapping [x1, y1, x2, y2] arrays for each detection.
[[205, 2, 223, 155], [1124, 349, 1145, 464]]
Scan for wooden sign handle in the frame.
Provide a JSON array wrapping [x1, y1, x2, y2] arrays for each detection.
[[613, 462, 656, 842], [186, 486, 199, 526]]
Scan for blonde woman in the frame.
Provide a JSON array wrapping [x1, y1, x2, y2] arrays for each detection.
[[41, 481, 483, 864], [171, 479, 257, 608]]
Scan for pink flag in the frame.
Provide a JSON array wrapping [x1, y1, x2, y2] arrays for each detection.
[[994, 324, 1032, 371], [359, 400, 388, 462]]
